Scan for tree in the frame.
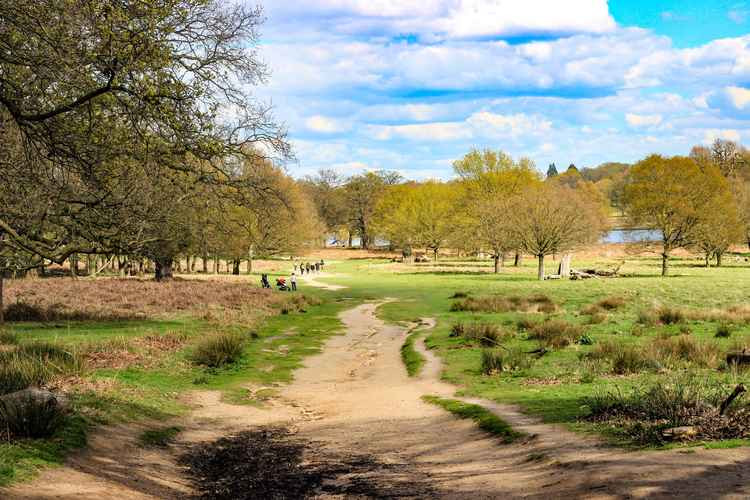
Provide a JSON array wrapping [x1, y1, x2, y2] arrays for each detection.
[[546, 163, 558, 178], [453, 149, 541, 272], [510, 184, 608, 280], [344, 171, 401, 249], [691, 192, 743, 267], [623, 155, 730, 276], [301, 169, 348, 243], [0, 0, 288, 273]]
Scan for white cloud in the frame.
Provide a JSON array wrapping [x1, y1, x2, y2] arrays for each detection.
[[266, 0, 615, 40], [305, 115, 350, 134], [726, 86, 750, 110], [625, 113, 663, 127], [370, 111, 551, 142], [703, 129, 742, 144]]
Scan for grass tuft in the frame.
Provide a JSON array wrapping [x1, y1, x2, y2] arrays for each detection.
[[190, 333, 245, 368], [527, 319, 584, 349]]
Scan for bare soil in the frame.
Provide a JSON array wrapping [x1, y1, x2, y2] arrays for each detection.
[[7, 302, 750, 499]]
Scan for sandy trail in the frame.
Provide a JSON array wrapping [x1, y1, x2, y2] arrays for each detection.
[[298, 271, 348, 291], [7, 303, 750, 499]]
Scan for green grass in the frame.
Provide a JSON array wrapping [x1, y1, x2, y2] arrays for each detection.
[[138, 426, 182, 448], [401, 330, 425, 377], [422, 395, 523, 443], [0, 289, 353, 487]]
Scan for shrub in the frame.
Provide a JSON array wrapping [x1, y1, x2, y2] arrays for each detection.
[[0, 353, 50, 395], [716, 324, 733, 338], [637, 309, 659, 326], [451, 294, 555, 313], [598, 296, 626, 311], [587, 312, 607, 325], [0, 330, 18, 345], [0, 391, 65, 439], [658, 306, 684, 325], [649, 335, 723, 369], [449, 323, 465, 338], [481, 349, 504, 375], [190, 333, 245, 367], [453, 322, 507, 346], [583, 374, 730, 444], [587, 341, 658, 375], [516, 317, 539, 332], [528, 319, 584, 349], [450, 291, 469, 299]]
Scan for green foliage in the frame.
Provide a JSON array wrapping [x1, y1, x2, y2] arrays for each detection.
[[716, 324, 733, 338], [0, 393, 65, 440], [0, 330, 19, 345], [0, 343, 85, 396], [422, 396, 523, 443]]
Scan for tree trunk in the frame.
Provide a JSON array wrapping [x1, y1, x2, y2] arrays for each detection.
[[0, 272, 4, 327], [154, 258, 174, 281], [433, 248, 438, 262], [70, 254, 78, 278], [185, 256, 191, 273], [494, 255, 500, 274], [247, 248, 254, 274], [232, 259, 241, 275], [514, 252, 522, 267], [348, 232, 353, 248], [537, 254, 545, 281], [190, 257, 196, 272], [705, 253, 711, 268], [716, 252, 723, 267], [202, 254, 208, 273], [213, 257, 219, 274], [661, 252, 669, 277]]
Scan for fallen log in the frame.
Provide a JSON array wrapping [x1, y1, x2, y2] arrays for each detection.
[[726, 351, 750, 367], [720, 384, 746, 415]]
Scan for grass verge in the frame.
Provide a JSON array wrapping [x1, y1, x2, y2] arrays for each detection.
[[401, 330, 425, 377], [422, 395, 523, 443]]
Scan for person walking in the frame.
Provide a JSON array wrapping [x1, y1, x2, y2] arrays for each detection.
[[290, 272, 297, 291]]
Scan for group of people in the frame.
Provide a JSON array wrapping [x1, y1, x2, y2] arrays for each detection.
[[260, 259, 326, 292]]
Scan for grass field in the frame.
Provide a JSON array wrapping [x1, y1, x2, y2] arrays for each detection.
[[4, 246, 750, 485], [314, 249, 750, 446], [0, 277, 351, 486]]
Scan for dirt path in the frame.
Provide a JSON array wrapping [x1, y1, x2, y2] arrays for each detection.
[[298, 272, 347, 291], [8, 303, 750, 498]]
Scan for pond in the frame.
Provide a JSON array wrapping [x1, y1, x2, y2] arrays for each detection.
[[602, 229, 661, 244]]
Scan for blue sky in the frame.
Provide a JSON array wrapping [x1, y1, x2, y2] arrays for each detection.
[[257, 1, 750, 179]]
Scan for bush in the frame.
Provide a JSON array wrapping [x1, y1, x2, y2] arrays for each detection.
[[528, 319, 583, 349], [190, 333, 245, 367], [0, 391, 65, 439], [0, 343, 85, 395], [0, 330, 18, 345], [716, 324, 733, 338], [583, 374, 731, 444], [598, 296, 626, 311], [481, 349, 504, 375], [637, 309, 659, 326], [658, 306, 685, 325], [452, 322, 507, 346], [450, 291, 469, 299], [451, 294, 555, 313], [587, 341, 658, 375], [449, 323, 465, 338], [587, 312, 607, 325], [650, 335, 723, 369], [516, 317, 540, 332], [481, 347, 533, 375]]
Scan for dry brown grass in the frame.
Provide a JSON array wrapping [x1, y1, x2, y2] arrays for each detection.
[[4, 277, 292, 323], [451, 294, 556, 314], [527, 319, 584, 349]]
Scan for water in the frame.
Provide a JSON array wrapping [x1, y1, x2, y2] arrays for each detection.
[[602, 229, 661, 244]]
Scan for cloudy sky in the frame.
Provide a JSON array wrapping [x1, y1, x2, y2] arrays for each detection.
[[256, 0, 750, 179]]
